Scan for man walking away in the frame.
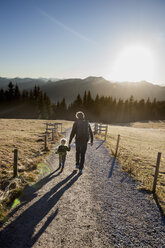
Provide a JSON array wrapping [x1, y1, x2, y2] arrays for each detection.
[[69, 111, 93, 174]]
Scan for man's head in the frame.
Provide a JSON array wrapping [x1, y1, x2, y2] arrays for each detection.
[[76, 111, 85, 120]]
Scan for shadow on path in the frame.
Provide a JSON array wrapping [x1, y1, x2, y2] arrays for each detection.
[[138, 188, 165, 222], [0, 170, 80, 248], [153, 193, 165, 222], [120, 173, 129, 183], [96, 140, 105, 150], [4, 168, 61, 223], [108, 158, 116, 178]]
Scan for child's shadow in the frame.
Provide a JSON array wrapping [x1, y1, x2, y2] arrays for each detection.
[[0, 170, 80, 248], [3, 167, 62, 225]]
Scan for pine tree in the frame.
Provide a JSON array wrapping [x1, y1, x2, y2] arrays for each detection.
[[83, 91, 87, 107], [7, 82, 15, 101], [22, 89, 29, 101], [60, 98, 67, 111], [14, 84, 21, 101], [87, 91, 92, 106], [0, 89, 5, 103], [73, 94, 82, 109]]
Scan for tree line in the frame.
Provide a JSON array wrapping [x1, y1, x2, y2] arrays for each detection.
[[0, 82, 52, 119], [0, 82, 165, 122]]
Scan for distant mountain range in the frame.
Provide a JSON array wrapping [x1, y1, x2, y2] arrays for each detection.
[[0, 76, 165, 103], [0, 77, 59, 90]]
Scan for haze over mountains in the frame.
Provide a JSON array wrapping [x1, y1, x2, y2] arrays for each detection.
[[0, 76, 165, 103]]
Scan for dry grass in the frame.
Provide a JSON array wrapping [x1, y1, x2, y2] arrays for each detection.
[[129, 120, 165, 129], [97, 121, 165, 213], [0, 118, 72, 223]]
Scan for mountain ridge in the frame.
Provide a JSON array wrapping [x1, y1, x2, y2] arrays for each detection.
[[0, 76, 165, 103]]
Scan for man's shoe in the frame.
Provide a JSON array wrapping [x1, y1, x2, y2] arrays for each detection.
[[79, 169, 83, 174]]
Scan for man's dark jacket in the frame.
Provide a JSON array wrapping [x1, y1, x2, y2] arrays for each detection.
[[69, 120, 93, 144]]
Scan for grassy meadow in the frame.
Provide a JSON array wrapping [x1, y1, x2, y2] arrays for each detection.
[[98, 121, 165, 213], [1, 118, 164, 222], [0, 118, 72, 223]]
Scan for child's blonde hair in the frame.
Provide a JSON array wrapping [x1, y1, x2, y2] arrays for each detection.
[[60, 138, 67, 144]]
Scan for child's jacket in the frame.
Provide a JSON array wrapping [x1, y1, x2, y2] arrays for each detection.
[[56, 145, 70, 156]]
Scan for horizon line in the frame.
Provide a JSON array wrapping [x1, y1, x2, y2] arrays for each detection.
[[0, 75, 165, 86]]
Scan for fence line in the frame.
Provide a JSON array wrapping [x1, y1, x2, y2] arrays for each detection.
[[10, 122, 64, 177], [43, 122, 63, 150], [113, 133, 163, 193], [94, 123, 108, 141], [94, 122, 164, 196]]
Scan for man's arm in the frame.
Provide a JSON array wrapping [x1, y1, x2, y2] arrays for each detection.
[[89, 124, 93, 144], [55, 145, 59, 154], [66, 146, 71, 151], [69, 122, 77, 144]]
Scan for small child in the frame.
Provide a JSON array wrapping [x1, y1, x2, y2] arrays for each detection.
[[56, 138, 70, 172]]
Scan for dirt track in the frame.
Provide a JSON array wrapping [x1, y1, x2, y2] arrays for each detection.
[[0, 131, 165, 248]]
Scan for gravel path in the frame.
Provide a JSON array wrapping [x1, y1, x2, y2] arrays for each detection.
[[0, 131, 165, 248]]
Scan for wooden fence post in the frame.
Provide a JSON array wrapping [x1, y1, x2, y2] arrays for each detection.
[[13, 149, 18, 177], [46, 123, 48, 132], [98, 124, 101, 134], [105, 125, 108, 141], [115, 134, 120, 157], [52, 128, 55, 142], [44, 134, 48, 150], [94, 123, 98, 134], [153, 152, 161, 193]]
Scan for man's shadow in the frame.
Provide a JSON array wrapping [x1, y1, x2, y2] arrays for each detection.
[[0, 170, 80, 248], [6, 167, 62, 220]]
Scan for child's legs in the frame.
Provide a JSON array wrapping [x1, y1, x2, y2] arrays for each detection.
[[59, 155, 63, 167], [61, 155, 66, 168]]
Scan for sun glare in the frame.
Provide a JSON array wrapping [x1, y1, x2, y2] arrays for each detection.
[[110, 45, 155, 82]]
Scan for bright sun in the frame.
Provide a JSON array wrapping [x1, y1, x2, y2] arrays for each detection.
[[110, 45, 155, 82]]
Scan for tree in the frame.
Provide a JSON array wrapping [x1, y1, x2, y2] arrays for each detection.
[[14, 84, 21, 101], [0, 89, 5, 103], [83, 91, 87, 107], [128, 95, 134, 122], [72, 94, 82, 109], [7, 82, 15, 101], [87, 91, 93, 106], [22, 89, 29, 100]]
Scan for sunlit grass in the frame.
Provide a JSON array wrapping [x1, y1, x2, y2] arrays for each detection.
[[0, 118, 72, 224]]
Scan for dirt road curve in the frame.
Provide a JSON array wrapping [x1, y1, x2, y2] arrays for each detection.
[[0, 131, 165, 248]]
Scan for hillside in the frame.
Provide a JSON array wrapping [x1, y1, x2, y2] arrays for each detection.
[[40, 77, 165, 103], [1, 76, 165, 103]]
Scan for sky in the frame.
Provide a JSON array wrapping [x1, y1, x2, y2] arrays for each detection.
[[0, 0, 165, 85]]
